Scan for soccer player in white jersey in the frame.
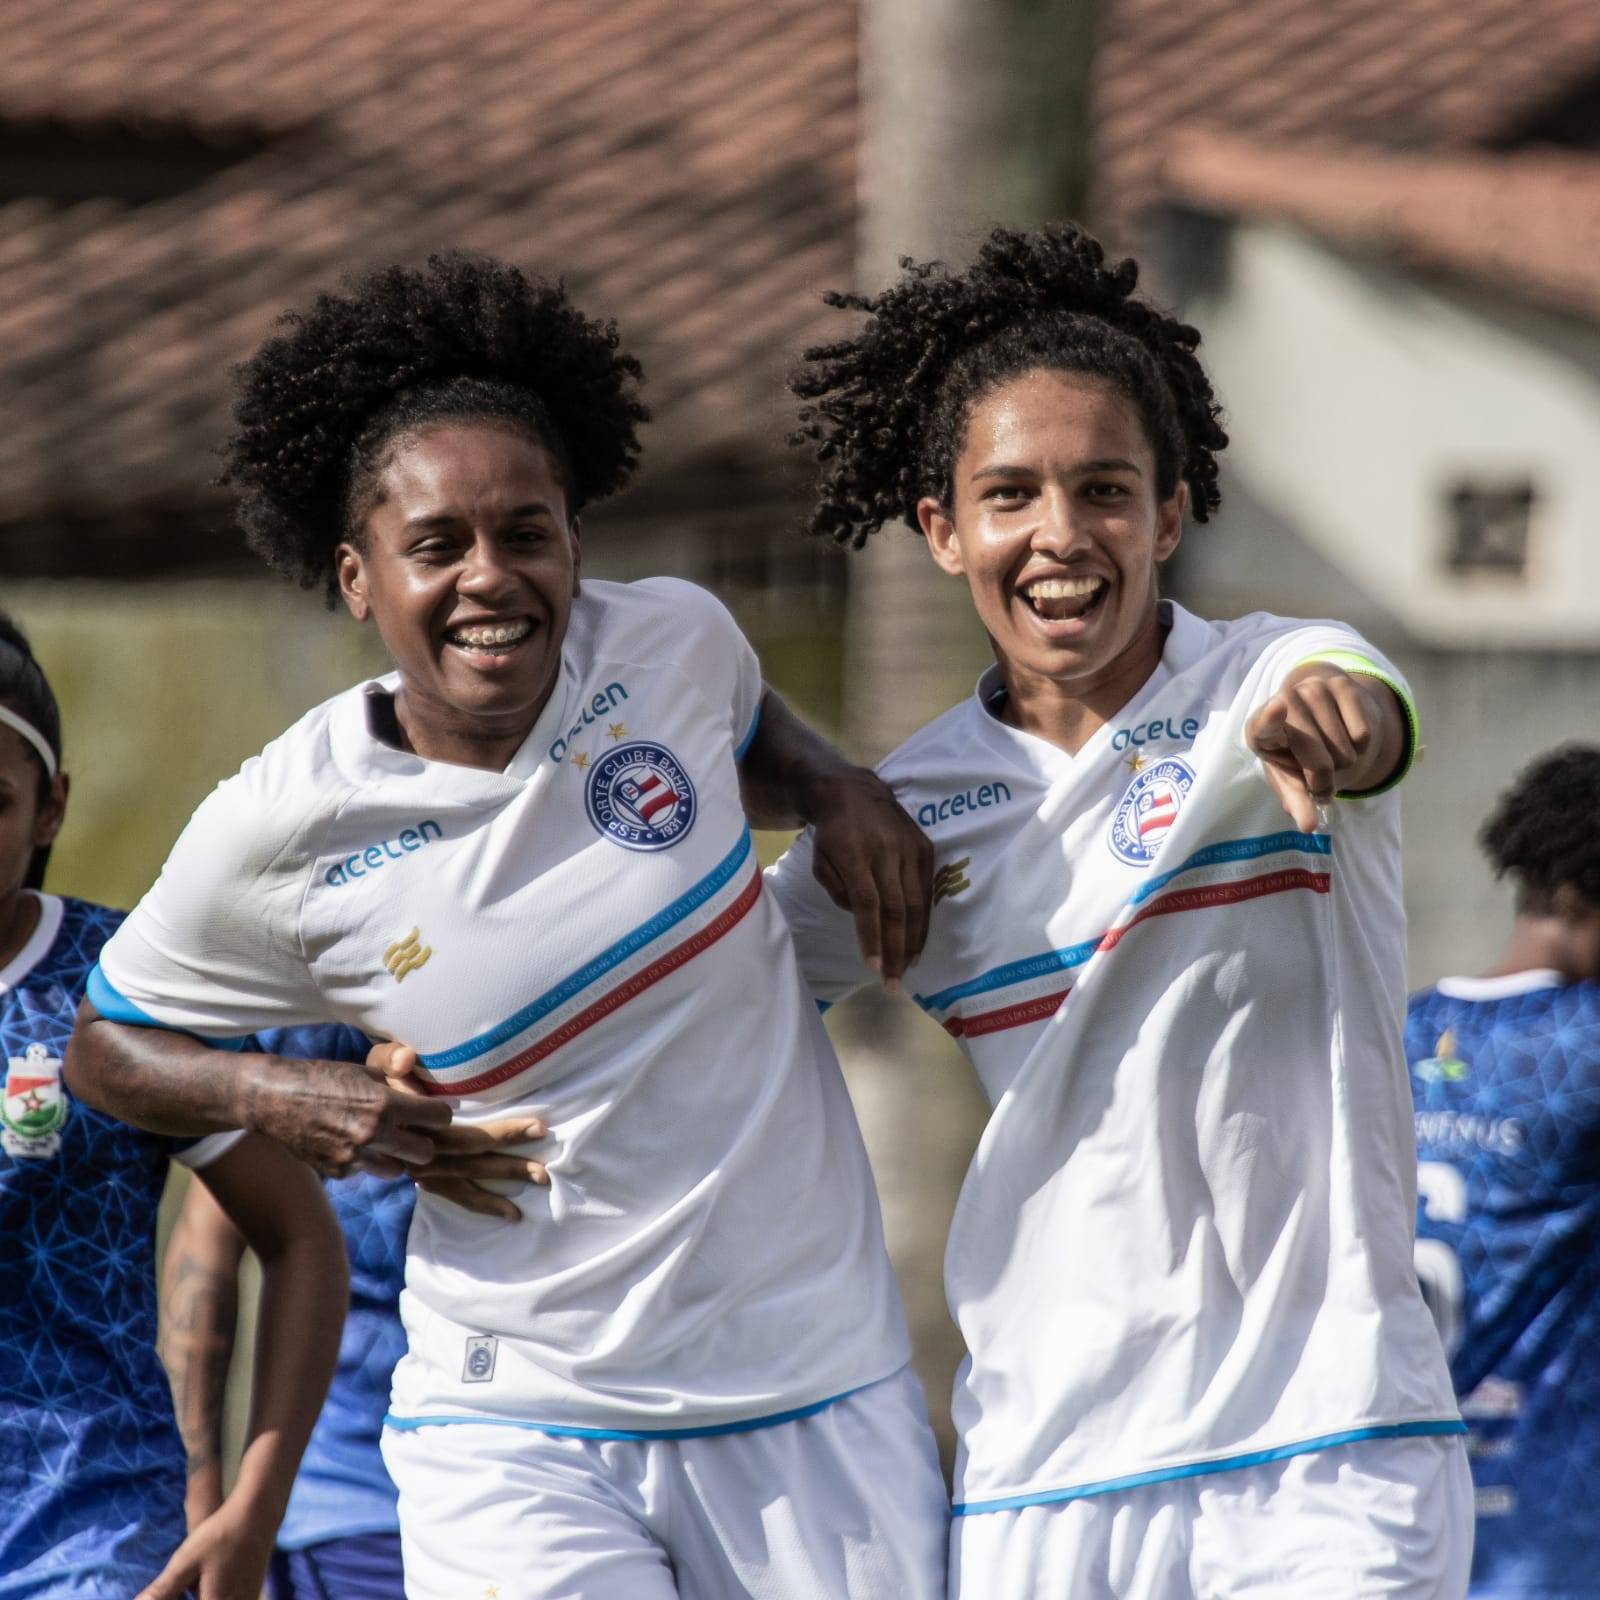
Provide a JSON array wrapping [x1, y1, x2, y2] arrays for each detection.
[[771, 224, 1469, 1596], [64, 255, 947, 1599]]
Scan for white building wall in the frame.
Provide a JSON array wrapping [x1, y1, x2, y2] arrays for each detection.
[[1180, 222, 1600, 650], [1160, 217, 1600, 985]]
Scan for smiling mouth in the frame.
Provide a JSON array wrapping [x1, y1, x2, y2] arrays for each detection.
[[1019, 574, 1108, 623], [445, 617, 534, 657]]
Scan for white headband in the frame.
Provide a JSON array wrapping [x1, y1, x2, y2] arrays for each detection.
[[0, 704, 57, 779]]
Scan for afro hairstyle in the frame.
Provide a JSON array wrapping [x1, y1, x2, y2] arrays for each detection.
[[790, 223, 1228, 548], [223, 253, 648, 600], [1481, 744, 1600, 913]]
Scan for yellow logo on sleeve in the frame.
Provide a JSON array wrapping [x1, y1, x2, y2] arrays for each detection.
[[383, 927, 433, 983]]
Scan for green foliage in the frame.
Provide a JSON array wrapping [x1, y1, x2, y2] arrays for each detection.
[[12, 575, 844, 907], [14, 580, 389, 910]]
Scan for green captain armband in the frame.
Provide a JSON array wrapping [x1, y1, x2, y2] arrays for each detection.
[[1290, 649, 1420, 798]]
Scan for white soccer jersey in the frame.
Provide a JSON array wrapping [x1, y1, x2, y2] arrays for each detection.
[[94, 577, 910, 1433], [768, 602, 1461, 1514]]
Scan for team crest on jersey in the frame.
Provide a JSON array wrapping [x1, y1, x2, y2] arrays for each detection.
[[1108, 756, 1196, 866], [2, 1043, 67, 1159], [1417, 1029, 1470, 1083], [585, 741, 697, 852]]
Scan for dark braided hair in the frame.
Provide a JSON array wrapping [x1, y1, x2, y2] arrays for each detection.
[[0, 610, 62, 891], [1481, 745, 1600, 914], [224, 253, 649, 601], [791, 224, 1228, 548]]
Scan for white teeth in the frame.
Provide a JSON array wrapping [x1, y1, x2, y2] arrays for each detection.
[[1023, 576, 1105, 600], [450, 619, 532, 648]]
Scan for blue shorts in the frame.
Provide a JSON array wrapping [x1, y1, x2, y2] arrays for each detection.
[[267, 1533, 405, 1600]]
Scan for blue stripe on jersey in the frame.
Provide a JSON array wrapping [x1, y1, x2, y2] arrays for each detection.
[[951, 1419, 1466, 1515], [915, 831, 1331, 1015], [915, 937, 1101, 1014], [423, 829, 755, 1071], [1126, 830, 1329, 907], [383, 1380, 872, 1442], [733, 703, 762, 762], [85, 965, 251, 1051]]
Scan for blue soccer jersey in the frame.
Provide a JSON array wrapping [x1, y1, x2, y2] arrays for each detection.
[[1409, 971, 1600, 1598], [251, 1025, 407, 1554], [0, 893, 242, 1597], [275, 1165, 411, 1551]]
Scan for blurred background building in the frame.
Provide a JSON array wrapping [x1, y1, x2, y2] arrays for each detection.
[[2, 0, 1597, 1465]]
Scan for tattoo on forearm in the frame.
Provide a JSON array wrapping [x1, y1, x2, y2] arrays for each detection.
[[160, 1250, 238, 1479]]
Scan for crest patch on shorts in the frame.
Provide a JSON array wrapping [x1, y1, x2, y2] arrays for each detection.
[[462, 1335, 498, 1384]]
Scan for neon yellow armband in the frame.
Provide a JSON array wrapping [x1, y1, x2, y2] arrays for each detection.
[[1289, 649, 1420, 797]]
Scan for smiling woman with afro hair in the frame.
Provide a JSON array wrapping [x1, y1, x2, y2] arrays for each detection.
[[65, 248, 952, 1600]]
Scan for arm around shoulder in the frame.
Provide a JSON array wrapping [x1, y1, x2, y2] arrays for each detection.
[[744, 691, 934, 990]]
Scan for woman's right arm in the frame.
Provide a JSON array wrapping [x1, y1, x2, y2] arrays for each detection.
[[65, 1001, 452, 1175]]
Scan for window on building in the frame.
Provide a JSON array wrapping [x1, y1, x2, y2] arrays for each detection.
[[1444, 479, 1535, 577]]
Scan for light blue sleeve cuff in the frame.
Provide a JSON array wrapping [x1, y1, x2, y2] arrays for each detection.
[[1291, 649, 1420, 797], [86, 964, 251, 1052], [734, 701, 763, 762]]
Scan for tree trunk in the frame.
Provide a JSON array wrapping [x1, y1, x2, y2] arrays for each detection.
[[836, 0, 1100, 1473], [846, 0, 1099, 760]]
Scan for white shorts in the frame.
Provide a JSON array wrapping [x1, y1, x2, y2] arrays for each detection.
[[382, 1365, 950, 1599], [949, 1434, 1473, 1599]]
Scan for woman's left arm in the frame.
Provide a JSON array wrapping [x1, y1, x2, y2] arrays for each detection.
[[738, 688, 934, 991], [138, 1135, 347, 1600], [1245, 662, 1411, 832]]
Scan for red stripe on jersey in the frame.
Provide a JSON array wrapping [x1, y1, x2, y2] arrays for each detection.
[[1096, 868, 1330, 955], [945, 989, 1070, 1039], [1138, 805, 1176, 837], [639, 788, 678, 823], [425, 868, 764, 1096]]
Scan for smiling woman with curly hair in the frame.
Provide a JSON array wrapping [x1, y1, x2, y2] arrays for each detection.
[[64, 254, 950, 1600], [771, 221, 1471, 1598]]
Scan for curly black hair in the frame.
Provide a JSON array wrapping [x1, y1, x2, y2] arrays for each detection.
[[223, 253, 649, 600], [791, 224, 1228, 548], [0, 609, 62, 890], [1481, 744, 1600, 913]]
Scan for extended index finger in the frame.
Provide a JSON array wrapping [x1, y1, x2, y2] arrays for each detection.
[[871, 852, 911, 992], [818, 841, 885, 975], [900, 839, 932, 976]]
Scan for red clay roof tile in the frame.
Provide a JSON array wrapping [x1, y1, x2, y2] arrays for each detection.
[[0, 0, 857, 539]]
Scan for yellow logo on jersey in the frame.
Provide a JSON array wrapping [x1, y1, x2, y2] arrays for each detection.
[[383, 927, 433, 983], [933, 856, 972, 905], [607, 721, 627, 740]]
